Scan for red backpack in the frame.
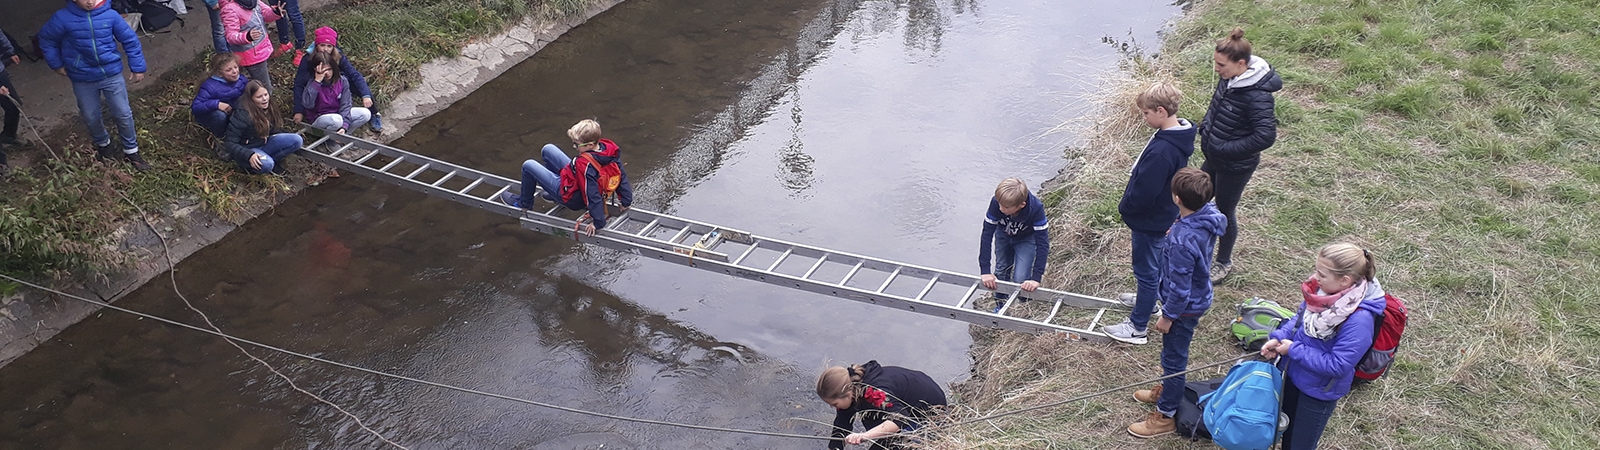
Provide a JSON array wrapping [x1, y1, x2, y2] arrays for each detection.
[[558, 152, 622, 205], [1355, 293, 1408, 381]]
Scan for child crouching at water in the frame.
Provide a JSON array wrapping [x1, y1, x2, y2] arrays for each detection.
[[816, 361, 947, 450]]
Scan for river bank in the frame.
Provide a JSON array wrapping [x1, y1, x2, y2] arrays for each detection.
[[0, 0, 625, 367], [931, 0, 1600, 448]]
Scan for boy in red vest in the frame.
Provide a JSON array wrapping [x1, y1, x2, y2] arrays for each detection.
[[501, 119, 634, 237]]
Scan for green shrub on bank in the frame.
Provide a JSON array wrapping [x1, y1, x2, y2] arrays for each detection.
[[0, 0, 597, 278]]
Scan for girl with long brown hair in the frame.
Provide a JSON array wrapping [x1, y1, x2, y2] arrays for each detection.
[[218, 80, 302, 174]]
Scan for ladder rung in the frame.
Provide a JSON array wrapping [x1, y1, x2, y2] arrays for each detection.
[[455, 178, 484, 194], [544, 204, 562, 215], [1043, 299, 1065, 323], [912, 274, 939, 302], [800, 254, 829, 280], [305, 134, 331, 150], [431, 170, 458, 187], [404, 163, 433, 180], [732, 243, 759, 266], [668, 227, 692, 245], [954, 281, 980, 309], [765, 248, 793, 272], [329, 142, 356, 158], [636, 218, 661, 237], [354, 148, 382, 164], [1084, 308, 1107, 331], [378, 156, 407, 173], [487, 184, 511, 202], [875, 267, 902, 294], [838, 260, 864, 286], [992, 286, 1023, 315]]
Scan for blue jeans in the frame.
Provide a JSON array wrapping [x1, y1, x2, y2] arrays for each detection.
[[1155, 314, 1199, 416], [206, 5, 227, 53], [1281, 378, 1338, 450], [517, 144, 570, 207], [991, 232, 1038, 301], [269, 0, 306, 47], [1129, 230, 1167, 330], [237, 133, 303, 174], [194, 109, 229, 137], [71, 76, 137, 151]]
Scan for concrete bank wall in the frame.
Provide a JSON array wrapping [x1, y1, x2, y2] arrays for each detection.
[[0, 0, 628, 367]]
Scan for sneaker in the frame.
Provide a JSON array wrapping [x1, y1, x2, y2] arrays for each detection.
[[1117, 293, 1138, 307], [1133, 384, 1162, 403], [0, 163, 11, 178], [498, 191, 525, 209], [369, 112, 384, 133], [293, 49, 306, 66], [276, 42, 293, 57], [1128, 411, 1175, 438], [124, 152, 153, 172], [0, 135, 20, 147], [1211, 262, 1233, 283], [94, 144, 118, 161], [1103, 318, 1149, 345]]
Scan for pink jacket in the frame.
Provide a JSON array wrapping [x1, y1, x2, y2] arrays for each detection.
[[220, 0, 280, 66]]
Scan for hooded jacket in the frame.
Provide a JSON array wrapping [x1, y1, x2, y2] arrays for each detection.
[[1200, 55, 1281, 174], [827, 360, 947, 450], [291, 49, 371, 115], [978, 191, 1051, 282], [191, 74, 250, 117], [0, 26, 15, 74], [560, 138, 634, 229], [217, 105, 286, 167], [1119, 119, 1195, 234], [39, 0, 147, 83], [300, 75, 355, 128], [1270, 280, 1386, 401], [1160, 203, 1226, 318], [220, 0, 280, 66]]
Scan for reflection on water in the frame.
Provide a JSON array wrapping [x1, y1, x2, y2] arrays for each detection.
[[0, 0, 1182, 447]]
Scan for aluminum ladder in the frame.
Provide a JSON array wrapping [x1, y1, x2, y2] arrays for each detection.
[[295, 131, 1125, 341]]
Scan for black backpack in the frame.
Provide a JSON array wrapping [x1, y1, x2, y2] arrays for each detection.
[[136, 1, 184, 33], [1175, 376, 1225, 440]]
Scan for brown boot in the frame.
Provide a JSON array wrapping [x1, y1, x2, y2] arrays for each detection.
[[1128, 411, 1175, 438], [1133, 384, 1163, 404]]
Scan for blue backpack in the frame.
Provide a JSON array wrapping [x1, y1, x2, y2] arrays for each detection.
[[1198, 360, 1284, 450]]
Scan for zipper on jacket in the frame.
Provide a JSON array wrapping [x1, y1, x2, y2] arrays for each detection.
[[88, 7, 107, 78]]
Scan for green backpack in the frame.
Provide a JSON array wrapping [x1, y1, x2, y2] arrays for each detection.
[[1230, 297, 1295, 351]]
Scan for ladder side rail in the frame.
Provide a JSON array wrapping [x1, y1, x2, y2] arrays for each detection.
[[518, 213, 733, 263]]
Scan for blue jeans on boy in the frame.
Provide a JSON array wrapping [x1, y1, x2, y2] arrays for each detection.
[[1280, 378, 1338, 450], [72, 75, 137, 152], [991, 232, 1037, 302], [238, 133, 303, 174], [206, 5, 227, 53], [1129, 230, 1167, 330], [269, 0, 306, 48], [1155, 314, 1199, 416], [516, 144, 571, 207], [194, 110, 229, 137]]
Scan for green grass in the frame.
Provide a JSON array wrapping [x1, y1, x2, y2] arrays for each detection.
[[0, 0, 599, 278], [925, 0, 1600, 448]]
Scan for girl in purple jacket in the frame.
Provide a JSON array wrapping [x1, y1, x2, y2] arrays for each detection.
[[1260, 243, 1386, 450], [191, 53, 249, 137]]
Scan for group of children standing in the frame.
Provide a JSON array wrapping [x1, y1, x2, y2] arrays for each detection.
[[813, 28, 1381, 450]]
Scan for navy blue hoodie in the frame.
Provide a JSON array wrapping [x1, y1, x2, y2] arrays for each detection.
[[1160, 203, 1226, 318], [1119, 119, 1196, 234], [828, 361, 946, 450], [978, 191, 1051, 281]]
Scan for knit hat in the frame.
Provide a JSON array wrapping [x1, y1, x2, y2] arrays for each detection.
[[313, 26, 338, 46]]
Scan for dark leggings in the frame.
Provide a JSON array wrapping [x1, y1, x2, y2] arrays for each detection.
[[1, 71, 18, 140], [1200, 159, 1255, 265]]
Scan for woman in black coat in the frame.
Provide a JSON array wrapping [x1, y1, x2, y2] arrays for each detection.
[[1200, 27, 1282, 282], [218, 80, 303, 174], [815, 360, 947, 450]]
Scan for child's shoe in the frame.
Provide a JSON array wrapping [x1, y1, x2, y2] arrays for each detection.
[[1103, 318, 1149, 345], [1211, 262, 1233, 283], [1128, 411, 1175, 438], [94, 144, 118, 161], [0, 134, 21, 147], [369, 112, 384, 133], [124, 151, 153, 172], [1133, 384, 1162, 403], [276, 42, 293, 57], [293, 49, 306, 66], [498, 192, 526, 209]]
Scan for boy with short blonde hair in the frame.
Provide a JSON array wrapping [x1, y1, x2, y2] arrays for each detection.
[[977, 177, 1051, 313], [1106, 81, 1195, 345]]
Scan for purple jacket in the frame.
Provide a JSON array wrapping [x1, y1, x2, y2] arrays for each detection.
[[191, 75, 250, 116], [1160, 202, 1226, 318], [1269, 281, 1386, 401]]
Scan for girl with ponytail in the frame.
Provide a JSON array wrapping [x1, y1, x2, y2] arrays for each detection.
[[815, 361, 946, 450]]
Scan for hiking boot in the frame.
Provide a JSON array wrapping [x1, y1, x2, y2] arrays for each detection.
[[499, 192, 526, 209], [124, 152, 153, 172], [1134, 384, 1163, 403], [94, 144, 118, 161], [293, 49, 306, 66], [1128, 411, 1175, 438], [1211, 262, 1233, 283], [1103, 318, 1149, 345]]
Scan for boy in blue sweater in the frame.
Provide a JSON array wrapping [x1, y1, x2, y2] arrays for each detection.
[[1105, 82, 1196, 345], [1127, 167, 1226, 438], [978, 177, 1051, 313]]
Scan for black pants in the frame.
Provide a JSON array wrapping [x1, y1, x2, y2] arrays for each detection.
[[1200, 159, 1255, 265], [0, 70, 18, 139]]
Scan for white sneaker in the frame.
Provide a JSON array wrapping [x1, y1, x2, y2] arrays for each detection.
[[1117, 293, 1162, 316], [1103, 319, 1149, 345]]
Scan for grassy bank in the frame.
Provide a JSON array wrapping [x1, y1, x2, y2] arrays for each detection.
[[0, 0, 596, 277], [929, 0, 1600, 448]]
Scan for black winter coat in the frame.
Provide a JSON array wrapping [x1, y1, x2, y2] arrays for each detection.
[[828, 361, 947, 450], [217, 107, 285, 166], [1200, 63, 1282, 174]]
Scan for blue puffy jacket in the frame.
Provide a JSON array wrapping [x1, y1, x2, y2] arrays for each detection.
[[191, 75, 251, 117], [1159, 203, 1226, 318], [39, 0, 147, 83], [1269, 280, 1386, 401]]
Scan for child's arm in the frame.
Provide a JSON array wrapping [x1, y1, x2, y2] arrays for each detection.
[[978, 203, 1000, 276], [827, 407, 854, 450], [584, 170, 611, 229], [291, 60, 311, 115], [615, 161, 633, 208], [1159, 241, 1194, 319], [1286, 311, 1376, 378], [1027, 207, 1050, 283], [1207, 92, 1277, 160], [339, 55, 374, 101], [111, 13, 145, 74], [1118, 149, 1177, 218], [192, 81, 221, 116]]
